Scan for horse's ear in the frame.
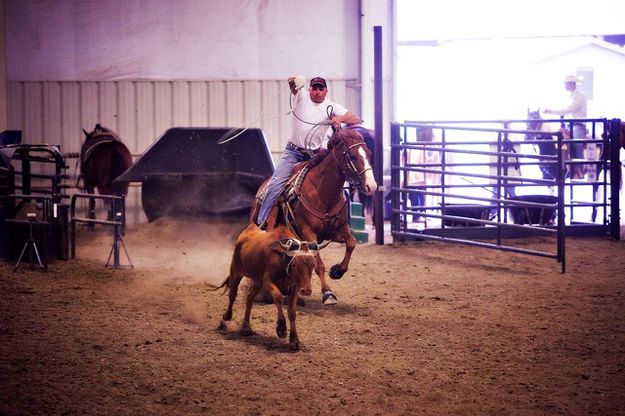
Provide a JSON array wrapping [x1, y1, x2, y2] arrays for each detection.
[[327, 135, 338, 149], [82, 128, 89, 137]]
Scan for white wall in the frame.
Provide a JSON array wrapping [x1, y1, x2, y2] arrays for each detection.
[[3, 0, 369, 149], [2, 0, 376, 224], [5, 0, 360, 81]]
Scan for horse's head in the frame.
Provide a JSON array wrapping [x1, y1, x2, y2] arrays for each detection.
[[526, 108, 543, 131], [82, 124, 120, 142], [327, 127, 377, 195], [525, 108, 544, 141]]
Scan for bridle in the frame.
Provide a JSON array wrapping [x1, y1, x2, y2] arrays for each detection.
[[331, 140, 372, 190], [526, 112, 543, 141]]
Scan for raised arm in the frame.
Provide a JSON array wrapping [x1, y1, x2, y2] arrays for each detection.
[[288, 75, 306, 96], [331, 111, 362, 128]]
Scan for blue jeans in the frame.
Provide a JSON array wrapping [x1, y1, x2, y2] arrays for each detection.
[[257, 146, 311, 226], [570, 124, 586, 159]]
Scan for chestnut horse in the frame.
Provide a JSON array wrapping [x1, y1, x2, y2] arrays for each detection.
[[79, 124, 133, 221], [250, 128, 377, 305]]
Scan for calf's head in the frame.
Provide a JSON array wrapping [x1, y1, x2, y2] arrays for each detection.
[[277, 238, 330, 296]]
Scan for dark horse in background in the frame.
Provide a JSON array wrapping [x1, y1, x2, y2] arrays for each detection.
[[250, 127, 377, 305], [528, 111, 625, 222], [526, 109, 560, 181], [79, 124, 133, 222]]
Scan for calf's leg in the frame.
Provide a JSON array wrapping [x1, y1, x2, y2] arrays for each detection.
[[287, 291, 300, 351], [241, 282, 261, 336], [266, 281, 286, 338], [222, 272, 243, 321]]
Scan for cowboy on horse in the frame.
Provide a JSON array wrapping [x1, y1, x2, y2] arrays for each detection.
[[251, 75, 377, 305], [255, 75, 362, 230]]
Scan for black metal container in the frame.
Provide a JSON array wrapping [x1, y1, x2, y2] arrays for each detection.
[[508, 194, 557, 226]]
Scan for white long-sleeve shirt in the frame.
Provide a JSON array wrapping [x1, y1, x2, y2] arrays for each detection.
[[290, 89, 348, 150], [550, 89, 587, 119]]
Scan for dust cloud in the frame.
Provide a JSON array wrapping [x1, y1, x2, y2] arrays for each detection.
[[74, 215, 249, 285]]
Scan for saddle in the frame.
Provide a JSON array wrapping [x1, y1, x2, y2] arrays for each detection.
[[257, 157, 348, 237], [256, 161, 310, 205]]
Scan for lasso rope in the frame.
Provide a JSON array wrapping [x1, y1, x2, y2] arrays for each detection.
[[217, 87, 285, 144], [218, 79, 334, 150]]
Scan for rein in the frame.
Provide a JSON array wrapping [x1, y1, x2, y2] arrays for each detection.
[[284, 138, 363, 236], [331, 141, 372, 189]]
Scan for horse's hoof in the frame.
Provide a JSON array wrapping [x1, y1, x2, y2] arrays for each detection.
[[276, 320, 287, 338], [240, 328, 254, 336], [322, 290, 338, 305], [289, 340, 300, 351], [329, 264, 345, 280], [217, 321, 227, 332]]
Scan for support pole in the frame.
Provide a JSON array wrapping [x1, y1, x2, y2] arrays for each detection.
[[609, 118, 621, 240], [373, 25, 384, 245]]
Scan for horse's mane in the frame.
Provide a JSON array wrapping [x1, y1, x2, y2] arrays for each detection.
[[308, 148, 329, 168], [86, 124, 122, 142], [328, 128, 365, 149], [307, 128, 365, 169]]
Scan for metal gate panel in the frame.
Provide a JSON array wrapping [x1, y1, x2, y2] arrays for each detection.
[[243, 80, 262, 130], [172, 81, 191, 126], [6, 79, 357, 223], [60, 82, 81, 149], [136, 81, 156, 153], [189, 81, 209, 126], [24, 82, 43, 142], [259, 80, 281, 153], [225, 81, 244, 127], [154, 82, 173, 138], [99, 82, 119, 132], [390, 119, 619, 272], [6, 82, 23, 130], [79, 82, 99, 133], [118, 81, 137, 151], [208, 81, 227, 126], [43, 82, 62, 142]]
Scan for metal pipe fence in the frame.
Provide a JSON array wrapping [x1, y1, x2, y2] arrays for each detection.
[[70, 193, 132, 269], [390, 118, 621, 273]]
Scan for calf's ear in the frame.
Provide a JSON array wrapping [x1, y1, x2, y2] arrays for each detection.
[[278, 238, 301, 252]]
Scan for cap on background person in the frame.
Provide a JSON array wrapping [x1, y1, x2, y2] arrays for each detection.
[[309, 77, 327, 89]]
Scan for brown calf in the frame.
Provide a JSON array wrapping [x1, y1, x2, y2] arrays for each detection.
[[211, 224, 328, 350]]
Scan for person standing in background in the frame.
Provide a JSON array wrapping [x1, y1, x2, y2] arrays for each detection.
[[544, 75, 588, 179]]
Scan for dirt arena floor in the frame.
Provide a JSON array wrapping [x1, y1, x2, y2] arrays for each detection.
[[1, 217, 625, 416]]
